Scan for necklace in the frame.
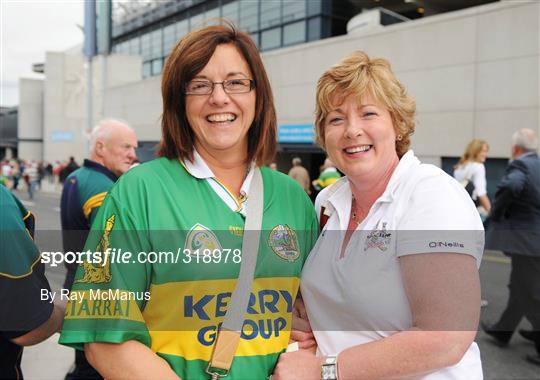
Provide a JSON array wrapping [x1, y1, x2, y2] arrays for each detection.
[[351, 195, 360, 225]]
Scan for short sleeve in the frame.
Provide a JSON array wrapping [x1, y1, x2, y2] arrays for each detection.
[[0, 262, 53, 339], [471, 164, 487, 197], [0, 188, 53, 338], [59, 193, 153, 350], [396, 174, 484, 267]]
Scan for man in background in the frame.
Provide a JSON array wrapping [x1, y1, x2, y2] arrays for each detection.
[[288, 157, 311, 195], [60, 118, 138, 379], [483, 128, 540, 366]]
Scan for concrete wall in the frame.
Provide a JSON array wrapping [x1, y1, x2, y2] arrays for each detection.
[[104, 74, 161, 142], [18, 78, 44, 160], [41, 52, 142, 163], [263, 0, 539, 159]]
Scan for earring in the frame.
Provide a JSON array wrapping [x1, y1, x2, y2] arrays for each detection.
[[397, 134, 403, 141]]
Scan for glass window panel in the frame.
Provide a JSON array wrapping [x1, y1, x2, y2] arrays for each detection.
[[129, 37, 140, 55], [143, 61, 151, 78], [222, 1, 239, 26], [151, 29, 162, 59], [260, 1, 281, 29], [307, 0, 321, 16], [250, 32, 259, 47], [282, 1, 305, 22], [176, 19, 189, 40], [119, 41, 128, 54], [191, 12, 204, 30], [307, 17, 321, 41], [205, 7, 220, 25], [283, 20, 305, 45], [163, 23, 177, 57], [151, 58, 163, 76], [113, 41, 125, 54], [261, 27, 281, 51], [140, 33, 151, 60], [239, 0, 258, 32]]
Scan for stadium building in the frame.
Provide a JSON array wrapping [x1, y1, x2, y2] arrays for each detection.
[[15, 0, 540, 193]]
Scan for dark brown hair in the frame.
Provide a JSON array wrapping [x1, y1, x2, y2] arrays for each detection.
[[158, 23, 276, 165]]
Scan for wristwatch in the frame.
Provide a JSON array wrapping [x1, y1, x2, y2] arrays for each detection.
[[321, 355, 338, 380]]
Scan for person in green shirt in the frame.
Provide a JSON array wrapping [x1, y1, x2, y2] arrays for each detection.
[[59, 24, 318, 380], [312, 158, 342, 191], [0, 185, 66, 379]]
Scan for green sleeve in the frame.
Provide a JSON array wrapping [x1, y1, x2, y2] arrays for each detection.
[[59, 193, 153, 350], [0, 188, 40, 276]]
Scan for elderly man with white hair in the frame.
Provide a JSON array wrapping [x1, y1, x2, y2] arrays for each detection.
[[482, 128, 540, 366], [60, 118, 137, 380]]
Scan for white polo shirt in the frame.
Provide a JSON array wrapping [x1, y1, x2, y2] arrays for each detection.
[[301, 150, 484, 380]]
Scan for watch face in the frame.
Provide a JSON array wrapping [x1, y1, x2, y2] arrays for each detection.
[[322, 364, 337, 380]]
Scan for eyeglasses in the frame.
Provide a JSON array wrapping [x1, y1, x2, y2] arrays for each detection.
[[185, 79, 254, 95]]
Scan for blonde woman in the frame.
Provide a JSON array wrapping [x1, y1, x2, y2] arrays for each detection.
[[274, 51, 484, 379], [454, 139, 491, 218]]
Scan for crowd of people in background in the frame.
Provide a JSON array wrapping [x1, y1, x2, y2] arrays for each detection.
[[0, 157, 81, 199]]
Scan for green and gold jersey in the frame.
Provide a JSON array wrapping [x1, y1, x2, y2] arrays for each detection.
[[59, 157, 318, 379]]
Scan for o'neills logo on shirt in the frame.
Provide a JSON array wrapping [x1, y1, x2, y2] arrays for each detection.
[[428, 241, 465, 248], [184, 223, 223, 256]]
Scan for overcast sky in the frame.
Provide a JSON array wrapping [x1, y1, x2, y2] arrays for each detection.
[[1, 0, 84, 107]]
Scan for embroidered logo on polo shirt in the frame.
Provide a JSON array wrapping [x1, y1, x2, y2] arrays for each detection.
[[268, 224, 300, 262], [364, 222, 392, 252], [184, 223, 223, 256]]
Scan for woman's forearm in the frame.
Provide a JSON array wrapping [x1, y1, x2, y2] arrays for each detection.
[[12, 300, 66, 346], [85, 340, 180, 380], [478, 195, 491, 213], [336, 329, 476, 379]]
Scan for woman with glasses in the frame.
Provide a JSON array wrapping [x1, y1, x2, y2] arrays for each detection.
[[60, 24, 318, 379]]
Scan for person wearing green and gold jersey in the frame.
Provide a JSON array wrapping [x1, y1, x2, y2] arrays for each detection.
[[1, 185, 66, 379], [59, 23, 317, 380]]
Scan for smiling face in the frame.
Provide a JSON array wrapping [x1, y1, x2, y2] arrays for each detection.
[[185, 44, 256, 161], [323, 92, 399, 182], [476, 144, 488, 163]]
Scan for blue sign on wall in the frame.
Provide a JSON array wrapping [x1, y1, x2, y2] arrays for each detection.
[[278, 124, 315, 143], [51, 131, 74, 141]]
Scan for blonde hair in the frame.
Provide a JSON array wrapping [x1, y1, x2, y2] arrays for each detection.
[[315, 51, 416, 158], [457, 139, 489, 166]]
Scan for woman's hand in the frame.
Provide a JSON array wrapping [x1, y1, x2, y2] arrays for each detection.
[[291, 297, 316, 349], [273, 350, 323, 380]]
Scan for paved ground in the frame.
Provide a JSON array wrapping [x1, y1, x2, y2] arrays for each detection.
[[11, 186, 540, 379]]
